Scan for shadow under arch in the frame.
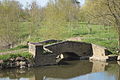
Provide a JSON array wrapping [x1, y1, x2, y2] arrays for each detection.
[[61, 52, 80, 60], [56, 52, 80, 64]]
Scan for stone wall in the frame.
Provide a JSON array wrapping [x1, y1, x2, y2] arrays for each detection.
[[28, 43, 57, 66], [35, 54, 57, 66]]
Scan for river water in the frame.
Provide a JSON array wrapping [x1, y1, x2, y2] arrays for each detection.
[[0, 60, 120, 80]]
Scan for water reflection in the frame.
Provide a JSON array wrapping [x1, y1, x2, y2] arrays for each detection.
[[0, 60, 120, 80], [70, 72, 116, 80], [44, 72, 116, 80], [91, 61, 108, 72]]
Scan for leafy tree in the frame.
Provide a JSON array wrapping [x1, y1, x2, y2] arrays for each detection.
[[40, 0, 81, 39], [27, 1, 43, 39], [84, 0, 120, 50], [0, 0, 22, 48]]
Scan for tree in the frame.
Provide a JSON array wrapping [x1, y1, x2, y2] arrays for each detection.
[[0, 0, 22, 48], [27, 1, 43, 39], [84, 0, 120, 50], [40, 0, 81, 39]]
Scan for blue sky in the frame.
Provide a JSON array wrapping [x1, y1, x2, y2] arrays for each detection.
[[8, 0, 85, 7]]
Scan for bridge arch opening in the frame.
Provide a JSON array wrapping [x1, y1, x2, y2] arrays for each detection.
[[56, 52, 80, 62]]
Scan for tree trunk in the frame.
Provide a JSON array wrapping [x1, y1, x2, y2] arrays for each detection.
[[118, 34, 120, 50], [117, 24, 120, 50]]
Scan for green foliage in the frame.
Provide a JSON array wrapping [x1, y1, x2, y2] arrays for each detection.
[[0, 0, 24, 48], [83, 0, 120, 49]]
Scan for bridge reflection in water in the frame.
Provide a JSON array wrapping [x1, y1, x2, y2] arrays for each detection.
[[43, 61, 118, 80], [0, 61, 120, 80]]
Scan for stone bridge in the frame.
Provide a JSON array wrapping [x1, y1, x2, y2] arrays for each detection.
[[28, 40, 116, 66]]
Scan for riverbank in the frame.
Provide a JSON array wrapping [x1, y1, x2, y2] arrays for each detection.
[[0, 52, 33, 69], [0, 56, 33, 69]]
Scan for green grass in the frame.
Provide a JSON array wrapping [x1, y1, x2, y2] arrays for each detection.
[[64, 23, 118, 53], [0, 45, 28, 53], [82, 38, 118, 53], [0, 52, 33, 60]]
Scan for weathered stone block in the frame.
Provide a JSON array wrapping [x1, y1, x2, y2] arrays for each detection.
[[28, 43, 43, 57], [117, 56, 120, 61], [92, 44, 111, 57], [90, 44, 112, 62]]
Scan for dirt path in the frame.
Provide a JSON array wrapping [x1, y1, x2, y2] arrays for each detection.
[[67, 36, 117, 41], [66, 37, 84, 41]]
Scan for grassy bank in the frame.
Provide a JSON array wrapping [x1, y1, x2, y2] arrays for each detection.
[[0, 52, 32, 60], [0, 45, 28, 53]]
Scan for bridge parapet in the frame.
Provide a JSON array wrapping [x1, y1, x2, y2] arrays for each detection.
[[45, 41, 93, 57]]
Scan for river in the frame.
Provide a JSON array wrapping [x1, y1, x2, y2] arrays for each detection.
[[0, 60, 120, 80]]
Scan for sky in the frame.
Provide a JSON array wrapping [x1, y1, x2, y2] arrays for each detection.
[[13, 0, 85, 8], [16, 0, 49, 8]]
